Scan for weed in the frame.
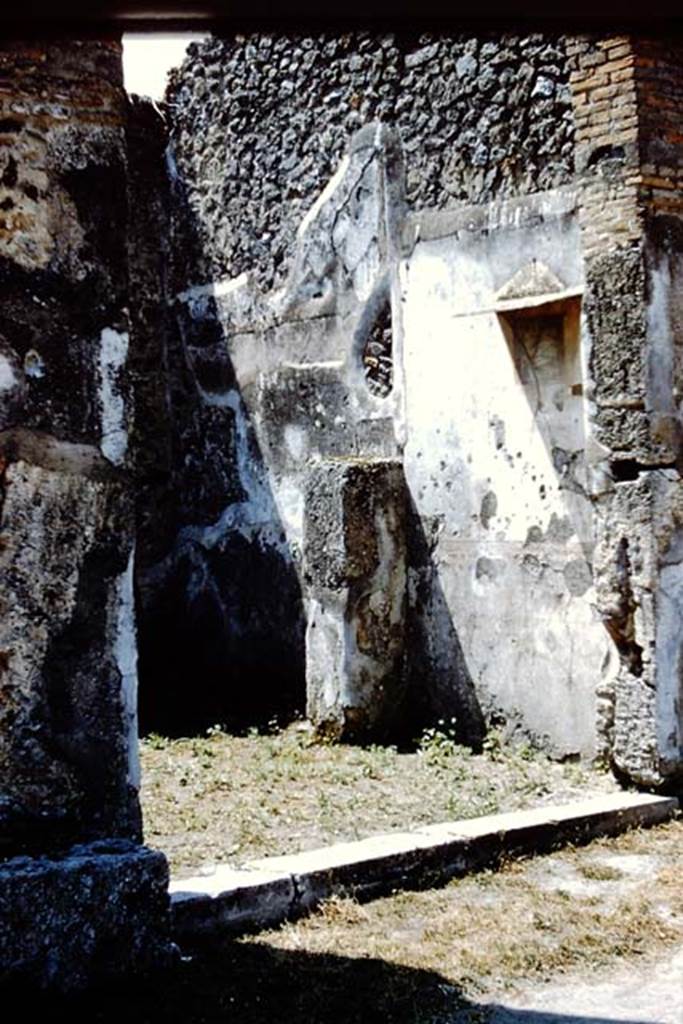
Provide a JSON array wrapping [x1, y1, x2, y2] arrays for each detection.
[[577, 861, 623, 881], [481, 728, 504, 760], [145, 732, 169, 751], [139, 720, 619, 877], [418, 718, 463, 767]]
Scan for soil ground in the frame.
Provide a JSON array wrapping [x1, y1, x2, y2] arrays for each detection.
[[37, 818, 683, 1023], [139, 721, 621, 877]]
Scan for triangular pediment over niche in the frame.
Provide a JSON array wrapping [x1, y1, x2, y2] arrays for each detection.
[[495, 260, 567, 303]]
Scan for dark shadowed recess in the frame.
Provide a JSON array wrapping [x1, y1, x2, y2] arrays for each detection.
[[135, 534, 306, 737], [127, 97, 306, 738]]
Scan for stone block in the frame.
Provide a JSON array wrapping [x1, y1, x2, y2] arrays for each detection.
[[0, 840, 174, 991], [303, 457, 407, 741], [0, 456, 140, 849], [170, 866, 296, 943], [169, 793, 678, 942]]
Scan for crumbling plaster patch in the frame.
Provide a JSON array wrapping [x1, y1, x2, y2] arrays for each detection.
[[98, 327, 130, 467], [114, 544, 140, 791]]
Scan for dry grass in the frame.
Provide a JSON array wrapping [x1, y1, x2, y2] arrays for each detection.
[[31, 821, 683, 1024], [250, 819, 683, 998], [575, 861, 623, 881], [140, 720, 620, 877], [128, 721, 680, 1022]]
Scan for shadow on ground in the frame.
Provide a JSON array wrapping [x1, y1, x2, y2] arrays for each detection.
[[16, 940, 659, 1024]]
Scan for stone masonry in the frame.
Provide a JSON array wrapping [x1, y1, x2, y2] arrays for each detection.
[[304, 457, 408, 741], [130, 29, 683, 784], [0, 39, 172, 989], [567, 36, 683, 784], [1, 27, 683, 990]]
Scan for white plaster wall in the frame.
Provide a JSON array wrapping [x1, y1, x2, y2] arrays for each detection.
[[400, 194, 614, 758]]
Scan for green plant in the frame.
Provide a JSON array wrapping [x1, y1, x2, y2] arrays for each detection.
[[418, 718, 462, 768], [145, 732, 169, 751], [481, 728, 504, 761], [516, 740, 535, 762]]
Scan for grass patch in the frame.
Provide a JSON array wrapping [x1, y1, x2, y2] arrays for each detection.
[[140, 720, 620, 876], [250, 819, 683, 999], [576, 861, 624, 881]]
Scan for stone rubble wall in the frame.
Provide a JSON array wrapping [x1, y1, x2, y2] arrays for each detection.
[[165, 30, 575, 293]]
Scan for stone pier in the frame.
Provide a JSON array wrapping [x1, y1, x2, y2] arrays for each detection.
[[0, 37, 173, 989], [304, 457, 408, 741]]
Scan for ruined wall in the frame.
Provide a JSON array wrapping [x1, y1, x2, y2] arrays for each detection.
[[136, 31, 683, 782], [0, 39, 141, 846], [166, 31, 574, 293], [0, 38, 172, 989], [567, 36, 683, 785], [133, 98, 406, 732], [136, 29, 579, 737]]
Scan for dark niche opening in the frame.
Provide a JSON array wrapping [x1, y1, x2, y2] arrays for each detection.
[[362, 301, 393, 398]]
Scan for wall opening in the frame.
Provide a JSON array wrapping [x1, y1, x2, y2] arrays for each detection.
[[499, 297, 587, 507], [501, 301, 584, 465], [362, 300, 393, 398]]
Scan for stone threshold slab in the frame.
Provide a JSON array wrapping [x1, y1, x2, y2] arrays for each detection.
[[169, 792, 679, 944]]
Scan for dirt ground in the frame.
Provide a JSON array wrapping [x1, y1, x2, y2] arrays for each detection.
[[36, 818, 683, 1023], [139, 721, 621, 877], [249, 819, 683, 1007]]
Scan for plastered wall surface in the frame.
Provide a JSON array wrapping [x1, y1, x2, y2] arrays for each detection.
[[399, 191, 612, 758]]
